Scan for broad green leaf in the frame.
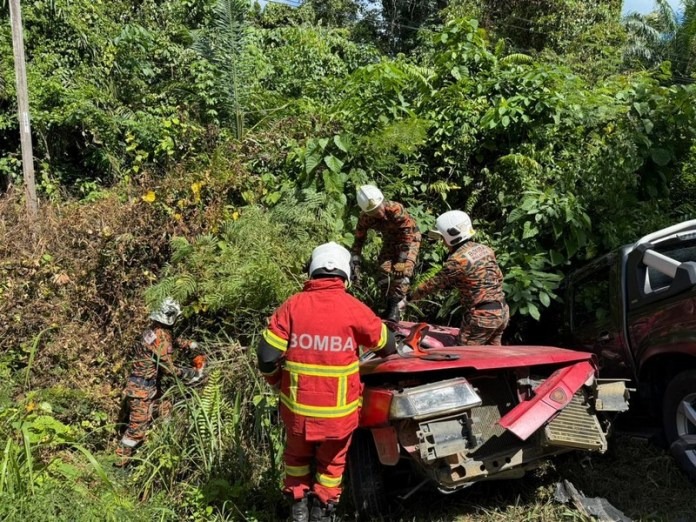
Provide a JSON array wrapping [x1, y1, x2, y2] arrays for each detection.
[[565, 235, 579, 258], [650, 148, 671, 166], [324, 155, 344, 174], [305, 152, 323, 175], [522, 222, 539, 239], [549, 249, 565, 265], [507, 207, 526, 223], [521, 198, 537, 212], [323, 170, 346, 193], [333, 135, 349, 153]]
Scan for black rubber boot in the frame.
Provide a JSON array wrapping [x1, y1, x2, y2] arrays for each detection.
[[289, 496, 310, 522], [385, 297, 402, 323], [309, 499, 336, 522]]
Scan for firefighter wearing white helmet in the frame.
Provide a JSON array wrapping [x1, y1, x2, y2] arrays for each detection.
[[352, 185, 421, 323], [411, 210, 509, 346], [356, 184, 385, 213], [433, 210, 476, 246], [115, 297, 205, 467], [308, 241, 352, 280], [148, 297, 182, 326], [257, 241, 396, 522]]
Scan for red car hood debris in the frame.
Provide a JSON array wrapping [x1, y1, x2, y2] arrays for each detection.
[[360, 345, 594, 375]]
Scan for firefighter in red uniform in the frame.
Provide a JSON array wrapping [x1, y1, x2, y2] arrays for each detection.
[[351, 184, 421, 323], [257, 242, 396, 522], [410, 210, 509, 346], [115, 298, 206, 467]]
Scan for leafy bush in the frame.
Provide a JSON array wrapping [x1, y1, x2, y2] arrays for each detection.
[[146, 189, 344, 334]]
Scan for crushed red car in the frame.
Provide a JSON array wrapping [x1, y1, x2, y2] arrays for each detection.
[[347, 322, 629, 518]]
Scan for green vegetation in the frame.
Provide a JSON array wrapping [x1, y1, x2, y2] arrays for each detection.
[[1, 0, 696, 519]]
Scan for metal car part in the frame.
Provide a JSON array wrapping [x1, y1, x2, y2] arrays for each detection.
[[594, 380, 630, 412], [417, 414, 474, 461], [543, 392, 608, 452]]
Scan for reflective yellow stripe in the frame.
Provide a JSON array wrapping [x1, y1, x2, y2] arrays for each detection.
[[367, 323, 389, 352], [289, 371, 299, 403], [263, 329, 288, 352], [286, 464, 310, 477], [374, 323, 388, 350], [285, 360, 359, 377], [337, 376, 346, 407], [280, 393, 361, 418], [378, 323, 388, 349], [316, 473, 342, 488]]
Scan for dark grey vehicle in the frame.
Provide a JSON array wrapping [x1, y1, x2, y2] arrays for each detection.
[[561, 220, 696, 481]]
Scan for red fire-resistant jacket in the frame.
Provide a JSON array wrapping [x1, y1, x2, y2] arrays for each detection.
[[258, 278, 390, 441]]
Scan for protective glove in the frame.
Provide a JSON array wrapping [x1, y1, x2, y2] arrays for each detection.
[[192, 354, 207, 371], [181, 367, 206, 386], [188, 368, 207, 386], [350, 255, 362, 283], [392, 261, 411, 278]]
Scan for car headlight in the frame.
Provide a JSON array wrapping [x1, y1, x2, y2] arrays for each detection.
[[390, 378, 482, 421]]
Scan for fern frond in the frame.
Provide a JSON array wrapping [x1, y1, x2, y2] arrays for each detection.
[[170, 236, 193, 263], [414, 264, 443, 288], [174, 273, 198, 300], [427, 180, 461, 196], [196, 368, 223, 435], [500, 53, 533, 66], [497, 153, 543, 173], [144, 276, 177, 306]]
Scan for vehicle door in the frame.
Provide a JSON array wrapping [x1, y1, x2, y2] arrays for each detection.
[[566, 254, 630, 378], [626, 239, 696, 368]]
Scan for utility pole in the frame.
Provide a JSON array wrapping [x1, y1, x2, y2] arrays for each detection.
[[9, 0, 38, 220]]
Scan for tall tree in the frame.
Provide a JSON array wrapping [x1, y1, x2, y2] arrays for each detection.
[[380, 0, 448, 54], [193, 0, 251, 138], [675, 0, 696, 76], [623, 0, 678, 68], [447, 0, 623, 54]]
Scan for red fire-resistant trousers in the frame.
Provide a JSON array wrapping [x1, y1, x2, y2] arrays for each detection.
[[283, 430, 353, 504]]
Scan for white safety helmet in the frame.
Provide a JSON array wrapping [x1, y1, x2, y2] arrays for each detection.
[[149, 297, 182, 326], [432, 210, 475, 246], [308, 242, 351, 280], [356, 184, 384, 213]]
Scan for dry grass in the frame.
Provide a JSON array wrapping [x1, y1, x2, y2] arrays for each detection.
[[0, 183, 193, 415]]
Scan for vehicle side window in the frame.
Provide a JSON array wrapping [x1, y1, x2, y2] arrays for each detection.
[[572, 268, 611, 331], [649, 244, 696, 289]]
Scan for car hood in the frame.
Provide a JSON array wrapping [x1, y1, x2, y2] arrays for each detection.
[[360, 345, 594, 375]]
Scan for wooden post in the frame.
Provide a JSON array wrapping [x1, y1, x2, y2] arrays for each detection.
[[9, 0, 38, 220]]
